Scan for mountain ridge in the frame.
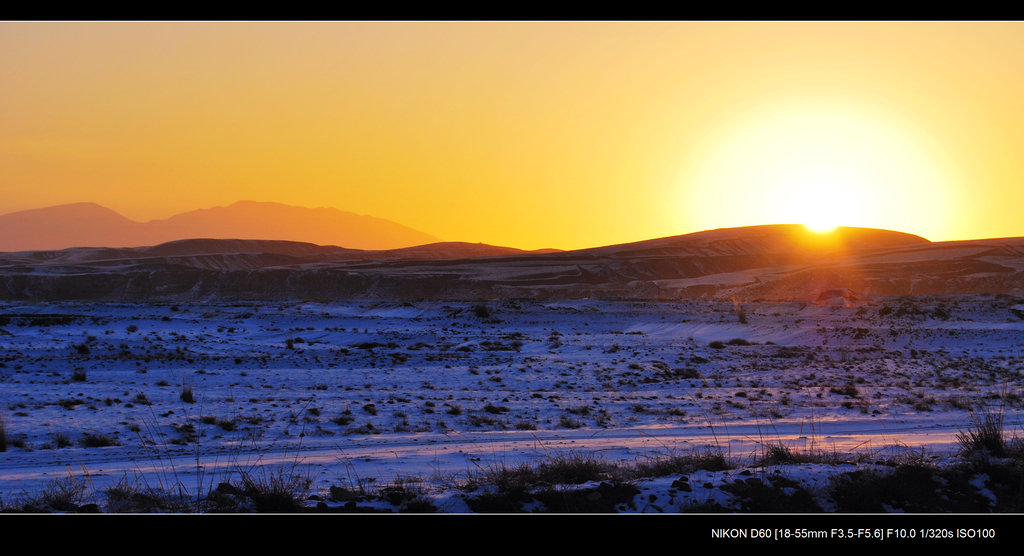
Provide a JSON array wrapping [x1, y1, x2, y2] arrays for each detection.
[[0, 201, 440, 252], [1, 223, 1020, 302]]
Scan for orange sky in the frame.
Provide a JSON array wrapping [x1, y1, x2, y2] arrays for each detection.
[[2, 21, 1023, 250]]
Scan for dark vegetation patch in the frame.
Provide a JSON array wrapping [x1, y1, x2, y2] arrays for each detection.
[[627, 450, 731, 479], [530, 482, 640, 513], [0, 314, 83, 327], [352, 342, 399, 350], [830, 464, 999, 512], [79, 432, 117, 448], [721, 475, 822, 512]]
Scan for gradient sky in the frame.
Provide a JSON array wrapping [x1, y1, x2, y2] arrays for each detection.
[[2, 21, 1023, 250]]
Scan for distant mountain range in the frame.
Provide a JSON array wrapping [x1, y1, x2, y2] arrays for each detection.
[[0, 201, 440, 252], [2, 223, 1023, 302]]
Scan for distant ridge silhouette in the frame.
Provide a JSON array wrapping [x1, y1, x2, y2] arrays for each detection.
[[0, 201, 439, 251], [3, 223, 1022, 302]]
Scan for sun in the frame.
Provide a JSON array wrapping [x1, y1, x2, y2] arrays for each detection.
[[804, 221, 837, 234], [680, 98, 956, 237], [768, 163, 862, 234]]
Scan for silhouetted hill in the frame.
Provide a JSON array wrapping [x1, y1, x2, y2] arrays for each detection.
[[580, 224, 929, 258], [137, 201, 438, 250], [369, 242, 562, 261], [0, 203, 137, 252], [0, 224, 1021, 302], [0, 201, 439, 251]]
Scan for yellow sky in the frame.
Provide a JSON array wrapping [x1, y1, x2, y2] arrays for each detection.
[[2, 21, 1023, 250]]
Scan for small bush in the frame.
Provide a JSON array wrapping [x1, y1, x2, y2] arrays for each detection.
[[628, 450, 731, 479], [558, 415, 583, 429], [180, 384, 195, 404], [71, 370, 87, 382], [535, 452, 607, 485], [468, 414, 499, 427], [957, 411, 1009, 459], [53, 432, 72, 448], [331, 415, 354, 426], [830, 384, 859, 398], [472, 304, 491, 318], [35, 475, 89, 511], [104, 478, 190, 513], [759, 442, 799, 465], [80, 432, 117, 448], [234, 465, 313, 513], [0, 415, 6, 453]]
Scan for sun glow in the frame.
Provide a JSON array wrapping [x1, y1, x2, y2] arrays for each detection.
[[682, 98, 957, 239], [804, 222, 838, 234]]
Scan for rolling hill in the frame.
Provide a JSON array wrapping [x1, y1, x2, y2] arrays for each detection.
[[1, 223, 1022, 301]]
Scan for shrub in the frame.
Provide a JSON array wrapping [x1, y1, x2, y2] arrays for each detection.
[[180, 384, 195, 404], [53, 432, 72, 448], [0, 415, 6, 453], [558, 415, 583, 429], [534, 452, 607, 485], [104, 478, 190, 513], [628, 450, 731, 479], [71, 370, 87, 382], [759, 442, 799, 465], [468, 414, 499, 427], [80, 432, 117, 448], [830, 384, 859, 398], [957, 411, 1009, 459], [234, 465, 313, 512], [35, 475, 89, 511], [472, 304, 491, 319]]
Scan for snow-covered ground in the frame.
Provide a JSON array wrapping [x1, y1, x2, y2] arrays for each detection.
[[1, 296, 1022, 511]]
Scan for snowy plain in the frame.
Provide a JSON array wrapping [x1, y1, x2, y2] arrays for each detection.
[[1, 296, 1022, 512]]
